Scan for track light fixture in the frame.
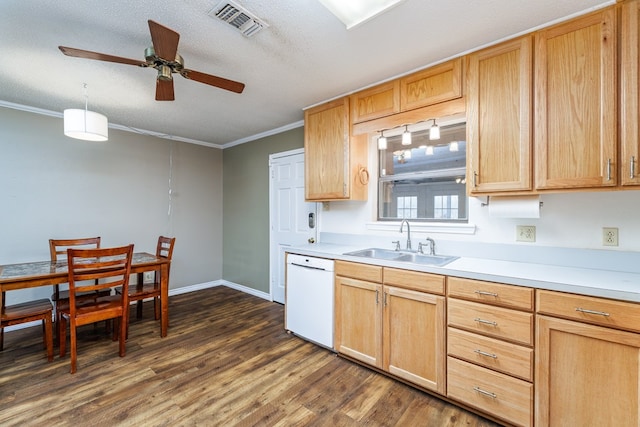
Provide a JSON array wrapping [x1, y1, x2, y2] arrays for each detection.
[[376, 117, 442, 150]]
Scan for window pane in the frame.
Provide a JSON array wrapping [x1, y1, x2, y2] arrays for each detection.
[[378, 122, 467, 222]]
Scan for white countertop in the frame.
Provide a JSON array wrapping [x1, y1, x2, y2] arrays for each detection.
[[286, 243, 640, 303]]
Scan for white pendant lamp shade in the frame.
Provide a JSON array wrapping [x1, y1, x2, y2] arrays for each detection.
[[402, 126, 412, 145], [429, 122, 440, 140], [64, 109, 108, 141]]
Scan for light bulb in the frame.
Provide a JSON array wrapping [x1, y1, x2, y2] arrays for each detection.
[[449, 141, 459, 152]]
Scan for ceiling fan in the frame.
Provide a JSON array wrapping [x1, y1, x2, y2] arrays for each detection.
[[59, 20, 245, 101]]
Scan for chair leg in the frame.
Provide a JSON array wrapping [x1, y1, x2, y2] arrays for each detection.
[[154, 297, 160, 320], [59, 316, 67, 358], [43, 316, 54, 362], [70, 321, 77, 374], [0, 326, 4, 351], [136, 300, 143, 319], [119, 315, 127, 357]]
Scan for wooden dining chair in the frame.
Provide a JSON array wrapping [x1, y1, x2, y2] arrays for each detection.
[[49, 237, 111, 341], [58, 244, 133, 374], [115, 236, 175, 332], [0, 292, 54, 362]]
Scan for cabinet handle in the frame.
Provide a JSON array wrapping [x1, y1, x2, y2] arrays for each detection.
[[606, 158, 612, 181], [474, 290, 498, 297], [575, 307, 610, 317], [375, 290, 379, 305], [474, 349, 498, 359], [474, 318, 498, 327], [631, 156, 636, 179], [473, 171, 478, 188], [473, 386, 497, 399], [384, 292, 388, 307]]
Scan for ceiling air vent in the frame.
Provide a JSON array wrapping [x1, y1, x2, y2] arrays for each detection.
[[209, 0, 268, 37]]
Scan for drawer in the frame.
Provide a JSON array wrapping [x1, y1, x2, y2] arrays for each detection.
[[448, 299, 533, 346], [447, 328, 533, 381], [447, 357, 533, 427], [335, 261, 382, 283], [537, 289, 640, 333], [383, 267, 445, 295], [447, 277, 534, 311]]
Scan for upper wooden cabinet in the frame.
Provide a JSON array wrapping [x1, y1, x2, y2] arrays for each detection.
[[304, 97, 368, 201], [350, 80, 400, 123], [534, 8, 617, 190], [466, 36, 533, 194], [621, 0, 640, 186], [400, 58, 463, 111]]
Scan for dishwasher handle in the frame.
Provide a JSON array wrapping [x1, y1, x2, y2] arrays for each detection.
[[290, 262, 327, 271]]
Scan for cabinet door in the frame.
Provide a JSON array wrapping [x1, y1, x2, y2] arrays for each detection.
[[621, 0, 640, 186], [335, 276, 382, 368], [466, 36, 532, 194], [400, 58, 463, 111], [350, 81, 400, 123], [536, 315, 640, 426], [304, 98, 350, 200], [383, 286, 446, 394], [534, 9, 617, 189]]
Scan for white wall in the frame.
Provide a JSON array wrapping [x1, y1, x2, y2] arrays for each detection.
[[318, 137, 640, 253], [0, 107, 223, 305]]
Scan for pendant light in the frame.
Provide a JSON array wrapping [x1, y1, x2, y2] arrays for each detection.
[[377, 130, 388, 150], [63, 83, 108, 141], [429, 119, 440, 140], [401, 125, 412, 145]]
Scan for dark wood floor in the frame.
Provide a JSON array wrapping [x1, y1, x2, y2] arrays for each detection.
[[0, 286, 501, 426]]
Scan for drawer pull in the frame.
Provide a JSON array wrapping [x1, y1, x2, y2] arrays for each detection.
[[473, 386, 497, 399], [474, 318, 498, 327], [575, 307, 610, 317], [474, 349, 498, 359], [474, 290, 498, 297]]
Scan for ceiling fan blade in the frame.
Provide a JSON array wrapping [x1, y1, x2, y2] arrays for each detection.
[[156, 78, 175, 101], [59, 46, 145, 66], [148, 20, 179, 60], [181, 69, 245, 94]]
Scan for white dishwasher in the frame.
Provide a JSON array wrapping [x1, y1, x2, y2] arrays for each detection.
[[285, 254, 335, 350]]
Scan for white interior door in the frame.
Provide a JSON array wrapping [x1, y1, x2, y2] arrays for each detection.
[[269, 149, 317, 304]]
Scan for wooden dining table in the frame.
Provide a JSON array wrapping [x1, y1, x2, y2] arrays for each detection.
[[0, 252, 171, 337]]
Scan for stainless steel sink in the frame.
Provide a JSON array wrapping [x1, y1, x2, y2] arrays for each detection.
[[344, 248, 406, 260], [343, 248, 459, 267], [394, 252, 459, 266]]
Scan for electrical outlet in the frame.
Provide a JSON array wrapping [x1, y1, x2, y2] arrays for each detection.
[[516, 225, 536, 242], [144, 271, 155, 283], [603, 227, 619, 246]]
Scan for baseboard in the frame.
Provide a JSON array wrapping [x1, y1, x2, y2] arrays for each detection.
[[3, 280, 272, 333]]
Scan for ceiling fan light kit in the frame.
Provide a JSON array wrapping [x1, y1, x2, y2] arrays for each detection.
[[58, 19, 245, 102]]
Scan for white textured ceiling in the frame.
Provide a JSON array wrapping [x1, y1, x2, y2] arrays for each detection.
[[0, 0, 612, 148]]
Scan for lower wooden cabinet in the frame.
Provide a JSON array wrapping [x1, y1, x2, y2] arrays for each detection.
[[536, 293, 640, 426], [334, 261, 446, 394], [447, 278, 534, 426]]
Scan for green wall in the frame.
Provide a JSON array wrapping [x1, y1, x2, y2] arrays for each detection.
[[222, 126, 304, 293]]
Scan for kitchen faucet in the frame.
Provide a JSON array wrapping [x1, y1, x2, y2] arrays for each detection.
[[399, 219, 411, 251]]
